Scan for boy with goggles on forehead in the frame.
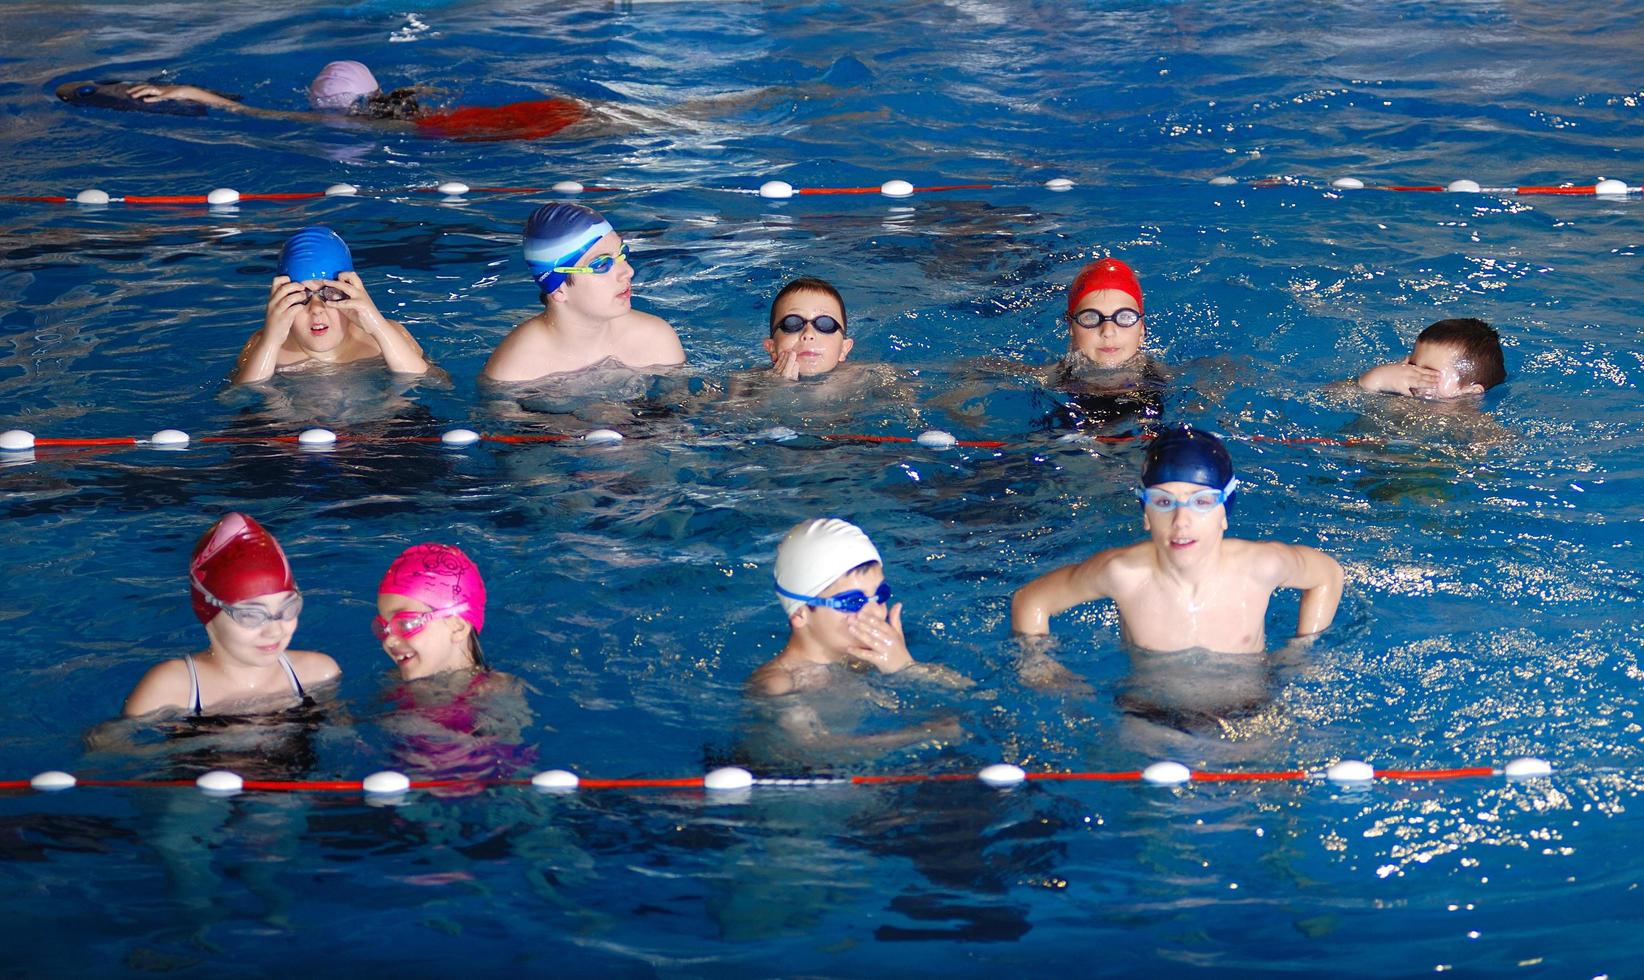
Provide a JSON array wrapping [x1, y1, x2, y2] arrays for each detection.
[[483, 202, 684, 383], [1011, 426, 1342, 680], [124, 513, 339, 717], [234, 226, 429, 384], [749, 519, 971, 747]]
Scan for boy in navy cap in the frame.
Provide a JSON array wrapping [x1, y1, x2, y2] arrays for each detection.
[[234, 226, 428, 383], [483, 203, 683, 383], [1011, 426, 1342, 662]]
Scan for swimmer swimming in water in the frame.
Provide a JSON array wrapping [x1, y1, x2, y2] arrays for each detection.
[[233, 226, 429, 384], [483, 202, 684, 383], [124, 513, 339, 718], [1356, 317, 1506, 400], [1010, 425, 1343, 687], [58, 60, 587, 142], [374, 543, 489, 682]]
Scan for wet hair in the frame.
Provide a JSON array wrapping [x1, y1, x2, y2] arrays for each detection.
[[769, 277, 847, 335], [1416, 318, 1506, 390], [361, 87, 422, 121], [467, 632, 488, 671]]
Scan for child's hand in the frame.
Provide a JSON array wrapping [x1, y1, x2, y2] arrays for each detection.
[[769, 348, 801, 380], [127, 84, 182, 102], [324, 272, 391, 334], [262, 276, 307, 339], [1358, 360, 1440, 395], [845, 601, 914, 674]]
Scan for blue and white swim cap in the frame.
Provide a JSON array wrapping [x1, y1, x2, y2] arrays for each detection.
[[1142, 425, 1238, 511], [278, 226, 353, 282], [522, 203, 614, 294]]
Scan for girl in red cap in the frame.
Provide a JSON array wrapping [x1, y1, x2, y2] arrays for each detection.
[[123, 513, 339, 718], [1065, 257, 1149, 370]]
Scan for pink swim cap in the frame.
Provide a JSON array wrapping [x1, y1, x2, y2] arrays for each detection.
[[1067, 257, 1144, 315], [308, 60, 380, 110], [377, 544, 486, 633], [189, 513, 297, 624]]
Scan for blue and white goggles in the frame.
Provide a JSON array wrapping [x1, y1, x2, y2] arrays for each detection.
[[775, 581, 891, 613], [1136, 477, 1239, 513]]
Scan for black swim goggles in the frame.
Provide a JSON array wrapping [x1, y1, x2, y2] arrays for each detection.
[[1071, 308, 1142, 329], [298, 285, 349, 304], [775, 581, 891, 613], [772, 314, 844, 335]]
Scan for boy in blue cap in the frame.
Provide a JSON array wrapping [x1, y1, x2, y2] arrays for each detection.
[[1011, 426, 1342, 671], [483, 203, 684, 383], [233, 227, 429, 383]]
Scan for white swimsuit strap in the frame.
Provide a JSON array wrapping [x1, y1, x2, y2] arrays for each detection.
[[183, 654, 202, 715]]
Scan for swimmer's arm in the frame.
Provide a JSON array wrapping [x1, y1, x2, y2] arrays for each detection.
[[122, 660, 190, 718], [333, 272, 428, 374], [234, 277, 307, 383], [127, 83, 240, 110], [1266, 542, 1344, 639], [288, 650, 341, 687], [775, 703, 963, 752], [641, 314, 686, 366], [1010, 550, 1118, 636], [1357, 360, 1440, 395], [747, 661, 799, 697], [481, 323, 543, 383]]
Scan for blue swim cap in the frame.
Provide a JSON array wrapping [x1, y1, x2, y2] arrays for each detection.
[[1141, 425, 1238, 512], [278, 227, 353, 282], [522, 203, 614, 294]]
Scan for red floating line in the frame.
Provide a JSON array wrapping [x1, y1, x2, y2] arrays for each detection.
[[34, 436, 139, 447], [193, 435, 303, 444], [1373, 766, 1496, 781], [2, 196, 69, 203], [1028, 771, 1143, 782], [1382, 185, 1446, 192], [577, 776, 706, 789], [0, 780, 31, 789], [822, 433, 912, 444], [850, 773, 978, 785], [1515, 185, 1595, 196], [797, 186, 890, 195], [466, 186, 547, 194], [121, 194, 212, 205], [236, 192, 329, 202], [482, 433, 574, 444], [1191, 770, 1309, 782], [242, 779, 364, 792]]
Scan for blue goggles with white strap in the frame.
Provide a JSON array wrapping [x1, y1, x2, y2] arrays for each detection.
[[1135, 477, 1239, 513], [775, 581, 891, 613]]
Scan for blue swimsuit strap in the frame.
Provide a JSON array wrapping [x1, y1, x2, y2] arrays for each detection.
[[183, 652, 305, 716]]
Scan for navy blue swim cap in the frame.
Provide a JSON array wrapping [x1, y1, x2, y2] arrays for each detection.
[[522, 203, 613, 295], [1141, 425, 1238, 511], [278, 227, 353, 282]]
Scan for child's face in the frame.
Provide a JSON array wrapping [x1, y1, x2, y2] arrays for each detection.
[[1140, 481, 1228, 556], [203, 590, 299, 667], [290, 283, 354, 354], [765, 289, 853, 375], [376, 593, 473, 681], [1409, 341, 1483, 399], [796, 564, 889, 657], [555, 231, 634, 321], [1068, 288, 1146, 368]]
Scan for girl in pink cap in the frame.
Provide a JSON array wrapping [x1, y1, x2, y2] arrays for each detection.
[[374, 543, 489, 681]]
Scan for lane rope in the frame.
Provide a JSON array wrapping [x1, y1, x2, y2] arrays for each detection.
[[2, 757, 1553, 798]]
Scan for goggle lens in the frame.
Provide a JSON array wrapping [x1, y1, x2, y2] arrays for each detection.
[[774, 314, 844, 335], [1072, 307, 1141, 329], [222, 592, 304, 629], [1140, 488, 1226, 513]]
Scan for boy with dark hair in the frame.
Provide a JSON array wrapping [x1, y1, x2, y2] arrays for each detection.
[[1357, 317, 1506, 399]]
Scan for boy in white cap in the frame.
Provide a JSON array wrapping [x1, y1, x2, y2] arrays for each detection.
[[484, 202, 684, 383], [750, 519, 972, 698]]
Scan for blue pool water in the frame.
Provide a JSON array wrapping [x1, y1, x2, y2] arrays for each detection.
[[4, 0, 1644, 974]]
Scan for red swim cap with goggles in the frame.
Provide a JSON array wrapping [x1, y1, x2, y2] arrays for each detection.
[[1067, 258, 1143, 316], [188, 513, 297, 625]]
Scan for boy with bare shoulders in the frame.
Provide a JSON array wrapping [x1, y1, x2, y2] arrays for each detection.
[[234, 226, 428, 383], [748, 519, 969, 751], [1356, 317, 1506, 400], [1010, 426, 1342, 682], [483, 203, 684, 383]]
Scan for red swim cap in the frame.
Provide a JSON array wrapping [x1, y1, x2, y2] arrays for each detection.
[[1067, 258, 1143, 315], [189, 513, 296, 624]]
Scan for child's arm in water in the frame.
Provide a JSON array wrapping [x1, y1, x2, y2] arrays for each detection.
[[1010, 546, 1121, 636], [330, 272, 429, 374], [125, 83, 349, 126], [1255, 541, 1344, 642], [774, 702, 962, 754], [1357, 359, 1440, 395], [234, 277, 307, 383]]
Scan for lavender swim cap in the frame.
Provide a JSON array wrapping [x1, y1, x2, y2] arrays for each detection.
[[308, 61, 380, 110]]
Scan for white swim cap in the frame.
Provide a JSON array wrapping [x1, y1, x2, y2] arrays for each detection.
[[773, 518, 882, 616]]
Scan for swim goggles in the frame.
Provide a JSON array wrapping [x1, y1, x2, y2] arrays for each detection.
[[772, 314, 844, 335], [298, 285, 350, 304], [1136, 479, 1239, 514], [372, 603, 471, 642], [194, 580, 304, 630], [775, 581, 891, 613], [1071, 308, 1142, 329], [553, 243, 631, 276]]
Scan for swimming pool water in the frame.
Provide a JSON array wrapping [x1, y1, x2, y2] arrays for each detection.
[[4, 0, 1644, 975]]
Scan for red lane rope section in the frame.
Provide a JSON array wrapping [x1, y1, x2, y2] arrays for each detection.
[[1191, 770, 1309, 782], [1, 196, 69, 203], [1382, 185, 1446, 192], [34, 437, 138, 447], [578, 777, 706, 789], [236, 192, 328, 201], [1516, 185, 1597, 195], [1028, 771, 1143, 782], [1374, 766, 1497, 780]]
